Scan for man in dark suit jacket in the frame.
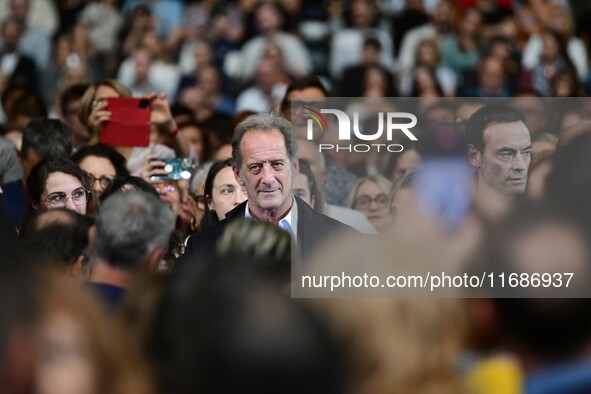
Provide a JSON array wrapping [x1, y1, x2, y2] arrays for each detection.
[[179, 112, 353, 264]]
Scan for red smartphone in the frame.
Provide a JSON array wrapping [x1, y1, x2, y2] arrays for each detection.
[[101, 97, 151, 147]]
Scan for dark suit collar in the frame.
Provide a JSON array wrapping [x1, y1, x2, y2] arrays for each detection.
[[225, 200, 248, 221]]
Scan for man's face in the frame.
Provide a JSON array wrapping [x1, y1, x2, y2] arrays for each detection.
[[470, 121, 532, 195], [234, 129, 297, 219], [282, 87, 327, 140]]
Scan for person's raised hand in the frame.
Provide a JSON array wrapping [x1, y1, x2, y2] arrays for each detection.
[[140, 154, 170, 182], [144, 92, 176, 133]]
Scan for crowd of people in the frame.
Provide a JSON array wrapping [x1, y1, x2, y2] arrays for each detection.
[[2, 0, 591, 393]]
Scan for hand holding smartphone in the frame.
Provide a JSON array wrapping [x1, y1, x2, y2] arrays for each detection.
[[149, 158, 193, 181]]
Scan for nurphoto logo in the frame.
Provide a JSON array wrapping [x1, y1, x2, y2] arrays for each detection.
[[304, 106, 419, 153]]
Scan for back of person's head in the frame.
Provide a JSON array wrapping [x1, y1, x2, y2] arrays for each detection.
[[148, 256, 344, 394], [484, 202, 591, 361], [21, 118, 72, 161], [71, 143, 130, 178], [100, 175, 159, 203], [19, 208, 93, 271], [94, 191, 175, 270], [216, 219, 293, 285], [464, 105, 524, 152]]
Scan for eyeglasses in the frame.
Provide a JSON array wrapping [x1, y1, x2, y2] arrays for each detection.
[[194, 195, 206, 211], [91, 98, 105, 108], [154, 185, 176, 193], [44, 187, 89, 208], [354, 194, 389, 210], [90, 175, 114, 189]]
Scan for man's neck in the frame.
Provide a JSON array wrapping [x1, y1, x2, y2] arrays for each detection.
[[248, 198, 293, 223], [88, 258, 133, 289]]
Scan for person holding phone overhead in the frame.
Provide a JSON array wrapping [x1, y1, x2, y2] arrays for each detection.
[[78, 79, 193, 176]]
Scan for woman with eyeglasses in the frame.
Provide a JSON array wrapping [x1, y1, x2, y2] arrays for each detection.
[[71, 144, 130, 198], [27, 158, 99, 217], [347, 174, 393, 233]]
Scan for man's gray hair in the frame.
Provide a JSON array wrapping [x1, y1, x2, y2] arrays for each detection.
[[232, 112, 299, 171], [94, 191, 176, 270]]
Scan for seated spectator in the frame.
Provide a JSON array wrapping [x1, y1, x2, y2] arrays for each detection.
[[0, 16, 39, 93], [177, 65, 235, 118], [339, 36, 396, 97], [75, 0, 124, 80], [42, 31, 85, 105], [458, 55, 512, 97], [329, 0, 394, 80], [401, 39, 456, 96], [26, 157, 98, 216], [122, 0, 183, 40], [72, 144, 131, 198], [117, 30, 181, 99], [235, 2, 312, 81], [397, 0, 454, 92], [347, 175, 393, 233], [235, 58, 287, 113], [440, 8, 481, 77], [526, 29, 576, 96], [410, 65, 444, 97], [521, 4, 588, 83]]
